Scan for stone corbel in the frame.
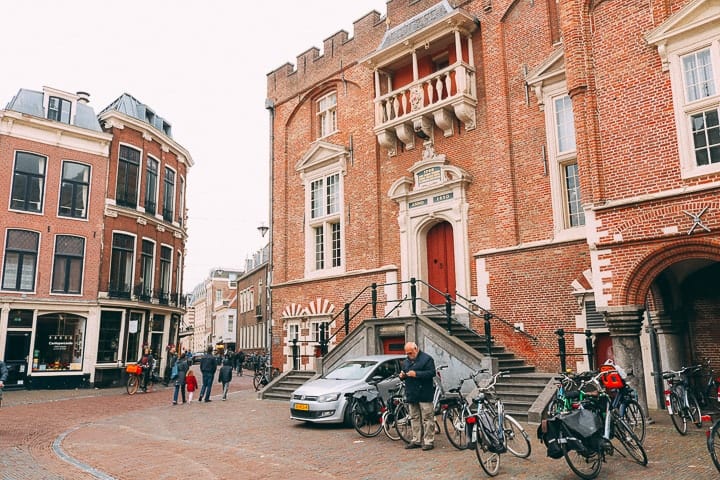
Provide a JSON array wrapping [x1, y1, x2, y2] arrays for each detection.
[[433, 108, 455, 137], [413, 116, 433, 142], [395, 123, 415, 150], [452, 102, 476, 131], [376, 129, 397, 157]]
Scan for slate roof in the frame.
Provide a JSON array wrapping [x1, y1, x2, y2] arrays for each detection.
[[5, 88, 102, 132], [377, 0, 455, 50], [100, 92, 173, 138]]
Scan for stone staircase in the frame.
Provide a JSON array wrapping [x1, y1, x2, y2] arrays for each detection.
[[428, 315, 554, 422], [259, 369, 316, 401]]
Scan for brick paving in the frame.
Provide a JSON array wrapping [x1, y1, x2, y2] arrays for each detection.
[[0, 370, 717, 480]]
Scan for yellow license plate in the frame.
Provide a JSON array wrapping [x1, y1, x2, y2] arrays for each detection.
[[294, 403, 309, 411]]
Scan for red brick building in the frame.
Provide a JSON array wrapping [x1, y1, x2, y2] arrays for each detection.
[[0, 87, 192, 388], [268, 0, 720, 411]]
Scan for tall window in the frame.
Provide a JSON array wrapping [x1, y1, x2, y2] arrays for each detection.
[[11, 152, 46, 213], [2, 229, 39, 291], [162, 167, 175, 222], [140, 239, 154, 299], [309, 173, 342, 271], [48, 96, 71, 124], [550, 94, 585, 231], [109, 233, 134, 297], [159, 245, 172, 303], [58, 162, 90, 219], [317, 92, 337, 138], [683, 49, 720, 167], [178, 176, 185, 226], [116, 145, 140, 208], [51, 235, 85, 294], [144, 157, 158, 215]]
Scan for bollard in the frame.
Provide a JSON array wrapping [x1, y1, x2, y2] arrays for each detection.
[[291, 338, 300, 370], [555, 328, 566, 372], [484, 313, 492, 356]]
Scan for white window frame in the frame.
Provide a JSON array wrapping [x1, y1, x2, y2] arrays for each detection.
[[304, 167, 344, 277], [287, 322, 300, 341], [317, 91, 337, 138], [159, 243, 173, 297], [543, 82, 586, 241]]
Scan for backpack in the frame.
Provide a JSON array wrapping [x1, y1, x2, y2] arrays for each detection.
[[476, 410, 506, 454]]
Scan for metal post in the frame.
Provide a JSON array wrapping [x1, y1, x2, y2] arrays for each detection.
[[291, 337, 299, 370], [584, 329, 594, 371], [556, 328, 566, 373], [484, 313, 492, 356], [445, 293, 453, 334], [320, 322, 328, 356], [410, 278, 417, 316], [371, 283, 378, 318], [344, 303, 350, 335], [645, 310, 665, 410]]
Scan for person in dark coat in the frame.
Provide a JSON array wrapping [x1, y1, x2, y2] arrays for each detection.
[[198, 346, 218, 402], [399, 341, 436, 450], [218, 358, 233, 400], [172, 352, 190, 405], [0, 360, 8, 407]]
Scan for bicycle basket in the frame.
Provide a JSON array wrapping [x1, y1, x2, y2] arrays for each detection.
[[599, 368, 625, 389], [126, 364, 142, 375]]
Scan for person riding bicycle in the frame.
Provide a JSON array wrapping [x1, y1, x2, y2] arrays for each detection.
[[137, 346, 155, 392]]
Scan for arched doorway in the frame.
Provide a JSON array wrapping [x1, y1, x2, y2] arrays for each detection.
[[426, 221, 456, 304]]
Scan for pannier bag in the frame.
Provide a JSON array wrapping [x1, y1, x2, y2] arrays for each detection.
[[539, 409, 602, 459], [476, 410, 506, 454]]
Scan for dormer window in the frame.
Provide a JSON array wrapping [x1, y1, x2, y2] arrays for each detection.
[[48, 96, 71, 124], [317, 92, 337, 138]]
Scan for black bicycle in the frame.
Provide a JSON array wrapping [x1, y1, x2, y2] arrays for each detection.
[[660, 365, 703, 435]]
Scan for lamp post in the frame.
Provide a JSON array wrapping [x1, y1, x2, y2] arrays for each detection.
[[258, 223, 271, 364]]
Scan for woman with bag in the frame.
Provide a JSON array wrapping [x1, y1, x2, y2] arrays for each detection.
[[171, 351, 189, 405]]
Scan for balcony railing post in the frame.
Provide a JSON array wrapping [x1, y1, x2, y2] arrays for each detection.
[[445, 293, 452, 334], [371, 283, 378, 318], [291, 338, 299, 370], [344, 303, 350, 335], [410, 278, 417, 316]]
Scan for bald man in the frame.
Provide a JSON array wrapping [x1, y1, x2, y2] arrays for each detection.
[[399, 342, 437, 450]]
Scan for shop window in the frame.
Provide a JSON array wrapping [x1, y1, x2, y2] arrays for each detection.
[[98, 311, 122, 363], [125, 312, 143, 363], [32, 313, 85, 372]]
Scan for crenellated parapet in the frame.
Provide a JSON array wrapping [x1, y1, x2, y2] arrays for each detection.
[[267, 10, 385, 100]]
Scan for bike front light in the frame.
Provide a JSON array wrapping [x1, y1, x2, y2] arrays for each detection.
[[317, 393, 341, 403]]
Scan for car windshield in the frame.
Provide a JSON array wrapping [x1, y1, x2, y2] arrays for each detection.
[[324, 360, 378, 380]]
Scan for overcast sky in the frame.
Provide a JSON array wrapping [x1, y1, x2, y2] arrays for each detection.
[[1, 0, 387, 292]]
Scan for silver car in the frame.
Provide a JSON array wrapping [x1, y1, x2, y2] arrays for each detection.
[[290, 354, 405, 424]]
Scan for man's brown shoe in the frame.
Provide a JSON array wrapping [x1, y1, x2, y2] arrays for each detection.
[[404, 443, 421, 449], [422, 444, 434, 451]]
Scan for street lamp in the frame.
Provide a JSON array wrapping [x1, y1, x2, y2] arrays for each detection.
[[258, 224, 269, 238], [258, 223, 272, 364]]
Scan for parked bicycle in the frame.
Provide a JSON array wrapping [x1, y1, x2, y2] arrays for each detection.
[[345, 374, 403, 439], [659, 365, 703, 435], [539, 370, 647, 479], [703, 414, 720, 472], [253, 361, 279, 391], [394, 365, 448, 445], [693, 358, 720, 412], [125, 363, 158, 395]]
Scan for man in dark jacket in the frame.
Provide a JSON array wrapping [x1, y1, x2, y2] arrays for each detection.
[[198, 346, 218, 402], [0, 360, 8, 407], [399, 341, 436, 450]]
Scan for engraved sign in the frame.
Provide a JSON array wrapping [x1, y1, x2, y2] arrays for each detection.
[[417, 166, 441, 187], [409, 199, 428, 208], [433, 192, 453, 203]]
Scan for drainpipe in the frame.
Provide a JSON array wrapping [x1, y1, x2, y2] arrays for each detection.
[[265, 98, 275, 364]]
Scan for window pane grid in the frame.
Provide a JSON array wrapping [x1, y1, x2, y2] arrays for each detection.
[[554, 95, 576, 153], [326, 174, 339, 215], [11, 152, 46, 212], [117, 146, 140, 208], [691, 109, 720, 166], [564, 163, 585, 228], [683, 49, 716, 102], [59, 162, 90, 218], [311, 179, 323, 218], [331, 222, 341, 267], [52, 235, 84, 294], [314, 226, 324, 270], [2, 230, 39, 291]]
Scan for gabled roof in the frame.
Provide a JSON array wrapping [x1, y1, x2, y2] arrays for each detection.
[[295, 140, 349, 173], [645, 0, 720, 46]]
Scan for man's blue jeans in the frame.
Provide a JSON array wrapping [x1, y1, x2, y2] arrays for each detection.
[[199, 372, 214, 401]]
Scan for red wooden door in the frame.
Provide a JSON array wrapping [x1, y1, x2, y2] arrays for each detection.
[[426, 222, 456, 304]]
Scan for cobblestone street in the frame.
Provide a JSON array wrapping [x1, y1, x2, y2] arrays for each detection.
[[0, 371, 717, 479]]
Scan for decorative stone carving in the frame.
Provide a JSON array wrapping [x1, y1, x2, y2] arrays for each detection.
[[395, 123, 415, 150], [433, 108, 454, 137]]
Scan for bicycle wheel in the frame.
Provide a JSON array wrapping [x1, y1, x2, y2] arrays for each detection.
[[564, 446, 602, 480], [253, 373, 263, 391], [475, 425, 501, 477], [443, 403, 468, 450], [622, 399, 646, 443], [351, 401, 383, 438], [687, 392, 702, 428], [612, 413, 648, 466], [127, 374, 139, 395], [394, 403, 413, 444], [382, 409, 401, 441], [669, 392, 687, 435], [709, 420, 720, 473], [503, 414, 531, 458]]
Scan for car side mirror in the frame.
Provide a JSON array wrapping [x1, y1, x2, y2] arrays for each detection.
[[371, 375, 384, 383]]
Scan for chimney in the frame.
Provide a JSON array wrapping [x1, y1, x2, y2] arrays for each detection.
[[76, 91, 90, 104]]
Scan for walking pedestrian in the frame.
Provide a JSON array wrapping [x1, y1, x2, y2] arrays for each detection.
[[399, 341, 437, 451], [236, 350, 246, 376], [172, 352, 190, 405], [186, 369, 198, 403], [137, 346, 155, 392], [0, 359, 8, 408], [164, 345, 178, 386], [198, 346, 218, 402], [219, 358, 233, 400]]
